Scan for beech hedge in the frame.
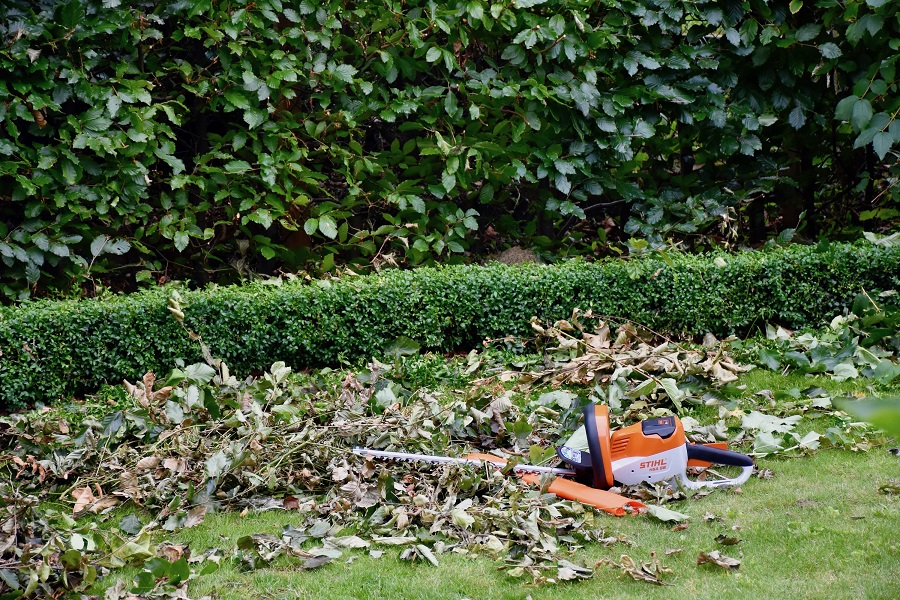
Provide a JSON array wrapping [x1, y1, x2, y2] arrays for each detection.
[[2, 0, 899, 299], [1, 242, 898, 408]]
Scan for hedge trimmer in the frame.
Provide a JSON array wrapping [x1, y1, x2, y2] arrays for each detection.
[[354, 403, 754, 516]]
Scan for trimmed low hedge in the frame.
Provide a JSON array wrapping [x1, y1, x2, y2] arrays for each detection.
[[2, 242, 898, 408]]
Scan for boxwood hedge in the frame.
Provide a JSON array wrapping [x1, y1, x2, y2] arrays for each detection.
[[1, 242, 898, 408]]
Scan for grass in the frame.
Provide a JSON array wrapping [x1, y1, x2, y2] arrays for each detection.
[[131, 448, 897, 600], [83, 369, 899, 600], [48, 344, 891, 600]]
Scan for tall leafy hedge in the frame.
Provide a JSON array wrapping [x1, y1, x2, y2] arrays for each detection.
[[1, 0, 898, 299], [1, 242, 898, 408]]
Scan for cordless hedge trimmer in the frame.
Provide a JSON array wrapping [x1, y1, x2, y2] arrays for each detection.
[[354, 403, 754, 516]]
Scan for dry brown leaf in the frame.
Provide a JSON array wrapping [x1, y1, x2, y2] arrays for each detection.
[[71, 487, 95, 514], [118, 471, 141, 500], [709, 362, 739, 383], [88, 496, 120, 513], [697, 550, 741, 570], [183, 505, 208, 528], [599, 553, 673, 586], [135, 456, 161, 471], [142, 372, 156, 395], [163, 458, 188, 474], [158, 543, 188, 562], [150, 386, 174, 404], [715, 534, 742, 546]]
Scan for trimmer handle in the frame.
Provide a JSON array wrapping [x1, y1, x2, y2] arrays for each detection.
[[679, 443, 754, 490], [686, 444, 754, 467]]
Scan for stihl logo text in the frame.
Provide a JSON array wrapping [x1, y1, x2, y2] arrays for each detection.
[[639, 459, 668, 472]]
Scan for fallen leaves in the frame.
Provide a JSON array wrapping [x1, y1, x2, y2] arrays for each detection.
[[645, 505, 690, 523], [879, 479, 900, 495], [697, 550, 741, 571], [71, 486, 120, 515], [401, 544, 439, 566], [492, 311, 750, 402], [183, 506, 208, 528], [72, 486, 95, 513], [599, 553, 674, 586], [715, 534, 743, 546]]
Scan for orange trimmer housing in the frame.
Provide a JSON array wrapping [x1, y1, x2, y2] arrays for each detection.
[[609, 416, 686, 462], [558, 403, 755, 492]]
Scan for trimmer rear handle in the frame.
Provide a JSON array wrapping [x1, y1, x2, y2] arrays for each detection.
[[686, 444, 755, 467]]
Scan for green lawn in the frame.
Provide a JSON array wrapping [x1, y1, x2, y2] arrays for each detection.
[[89, 443, 899, 600]]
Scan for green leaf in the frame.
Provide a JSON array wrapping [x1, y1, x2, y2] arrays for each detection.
[[788, 107, 806, 129], [538, 390, 577, 409], [793, 24, 820, 42], [426, 47, 442, 63], [789, 0, 803, 13], [758, 348, 781, 370], [107, 94, 122, 117], [168, 557, 191, 585], [174, 231, 189, 252], [120, 514, 143, 535], [60, 548, 83, 571], [872, 131, 893, 160], [646, 505, 690, 523], [165, 399, 185, 424], [184, 363, 216, 385], [445, 92, 458, 117], [249, 209, 273, 229], [90, 235, 108, 257], [873, 360, 900, 384], [318, 215, 338, 239], [0, 568, 20, 591], [225, 90, 251, 109], [225, 160, 252, 173], [851, 98, 873, 131], [442, 172, 456, 195], [416, 544, 439, 566], [753, 431, 784, 455], [831, 362, 859, 381], [332, 64, 357, 83], [206, 450, 231, 478], [112, 531, 154, 565], [385, 336, 421, 357], [243, 109, 267, 129], [49, 242, 70, 257], [106, 239, 131, 255], [818, 42, 841, 59], [660, 378, 686, 410], [835, 95, 858, 120]]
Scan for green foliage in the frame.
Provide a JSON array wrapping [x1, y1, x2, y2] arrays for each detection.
[[1, 242, 898, 408], [753, 291, 900, 382], [1, 1, 899, 299]]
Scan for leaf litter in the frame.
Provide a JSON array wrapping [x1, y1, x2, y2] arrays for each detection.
[[0, 307, 894, 597]]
